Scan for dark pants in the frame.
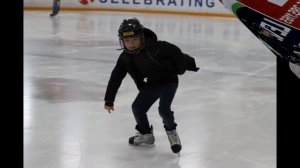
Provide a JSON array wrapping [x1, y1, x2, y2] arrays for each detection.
[[132, 85, 178, 134], [51, 0, 60, 15]]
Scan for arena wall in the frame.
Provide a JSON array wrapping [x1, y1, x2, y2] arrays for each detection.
[[24, 0, 233, 17]]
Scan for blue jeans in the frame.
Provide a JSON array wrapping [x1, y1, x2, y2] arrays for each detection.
[[132, 85, 178, 134]]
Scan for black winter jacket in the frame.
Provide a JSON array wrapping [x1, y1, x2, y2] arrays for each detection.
[[104, 28, 198, 103]]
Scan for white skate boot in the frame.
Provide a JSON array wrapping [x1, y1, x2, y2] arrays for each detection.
[[166, 129, 182, 153], [129, 126, 155, 146]]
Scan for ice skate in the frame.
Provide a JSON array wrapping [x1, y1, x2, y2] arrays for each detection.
[[129, 125, 155, 146], [166, 129, 182, 153], [50, 13, 57, 17]]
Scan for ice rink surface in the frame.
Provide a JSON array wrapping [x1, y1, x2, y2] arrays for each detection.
[[24, 11, 276, 168]]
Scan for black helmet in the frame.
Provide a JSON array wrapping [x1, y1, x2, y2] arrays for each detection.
[[118, 18, 144, 38], [118, 18, 145, 53]]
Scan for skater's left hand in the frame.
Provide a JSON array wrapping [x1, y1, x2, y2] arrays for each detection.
[[104, 102, 114, 113], [104, 105, 114, 113]]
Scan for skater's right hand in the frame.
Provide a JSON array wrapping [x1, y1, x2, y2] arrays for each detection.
[[104, 102, 114, 113]]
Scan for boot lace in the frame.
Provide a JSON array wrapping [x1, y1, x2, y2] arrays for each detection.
[[168, 131, 180, 145]]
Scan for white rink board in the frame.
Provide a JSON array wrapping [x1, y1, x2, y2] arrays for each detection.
[[24, 0, 231, 14]]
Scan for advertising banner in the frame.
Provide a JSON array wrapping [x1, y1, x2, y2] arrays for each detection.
[[220, 0, 300, 64], [24, 0, 231, 14]]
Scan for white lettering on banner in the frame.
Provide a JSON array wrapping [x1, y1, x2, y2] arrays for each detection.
[[280, 13, 297, 24], [260, 18, 291, 41], [279, 1, 300, 25], [267, 0, 288, 7], [97, 0, 216, 7], [288, 5, 300, 16]]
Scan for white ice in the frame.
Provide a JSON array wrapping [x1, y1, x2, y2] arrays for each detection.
[[24, 11, 276, 168]]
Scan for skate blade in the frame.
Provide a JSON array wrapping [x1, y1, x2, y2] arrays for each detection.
[[129, 143, 156, 148]]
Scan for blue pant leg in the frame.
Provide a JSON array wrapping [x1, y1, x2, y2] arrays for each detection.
[[52, 0, 60, 15], [158, 85, 178, 131], [132, 86, 159, 134]]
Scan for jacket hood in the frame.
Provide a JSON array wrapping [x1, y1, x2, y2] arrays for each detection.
[[143, 27, 157, 41]]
